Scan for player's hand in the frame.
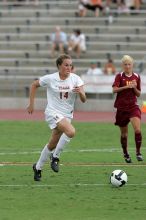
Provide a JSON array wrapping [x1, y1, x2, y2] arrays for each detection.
[[131, 80, 137, 88], [128, 80, 137, 88], [27, 104, 34, 114], [72, 86, 81, 93]]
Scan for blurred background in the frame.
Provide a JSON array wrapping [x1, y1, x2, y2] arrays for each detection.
[[0, 0, 146, 111]]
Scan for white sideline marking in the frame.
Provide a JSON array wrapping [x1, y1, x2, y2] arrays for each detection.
[[0, 151, 40, 155], [0, 162, 146, 167], [0, 147, 145, 155], [0, 183, 146, 188]]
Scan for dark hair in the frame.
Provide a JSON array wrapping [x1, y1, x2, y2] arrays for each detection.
[[73, 29, 81, 35], [56, 54, 71, 68], [76, 29, 81, 35], [108, 59, 113, 63]]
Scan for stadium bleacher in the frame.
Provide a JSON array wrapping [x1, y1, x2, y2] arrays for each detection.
[[0, 0, 146, 110]]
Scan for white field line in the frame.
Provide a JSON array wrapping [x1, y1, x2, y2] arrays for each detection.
[[0, 183, 146, 187], [0, 147, 145, 156], [0, 162, 146, 167], [0, 151, 40, 155], [0, 148, 146, 167]]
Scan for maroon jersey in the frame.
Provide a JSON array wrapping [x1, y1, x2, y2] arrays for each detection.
[[112, 72, 141, 110]]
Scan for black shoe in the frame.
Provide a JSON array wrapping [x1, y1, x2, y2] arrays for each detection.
[[124, 154, 132, 163], [33, 163, 42, 181], [136, 154, 143, 161], [50, 155, 59, 173]]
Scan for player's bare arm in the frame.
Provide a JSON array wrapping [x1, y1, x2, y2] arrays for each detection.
[[27, 79, 40, 114], [113, 83, 140, 97], [131, 80, 141, 97], [72, 85, 86, 103], [113, 85, 132, 93], [133, 87, 141, 97]]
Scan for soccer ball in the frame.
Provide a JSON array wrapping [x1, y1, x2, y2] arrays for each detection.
[[110, 169, 128, 187]]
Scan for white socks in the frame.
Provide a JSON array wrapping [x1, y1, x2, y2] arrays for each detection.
[[53, 133, 71, 158], [36, 144, 51, 170], [36, 134, 71, 170]]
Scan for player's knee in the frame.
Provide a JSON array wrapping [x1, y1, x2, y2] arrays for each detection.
[[135, 129, 141, 134], [67, 127, 75, 138]]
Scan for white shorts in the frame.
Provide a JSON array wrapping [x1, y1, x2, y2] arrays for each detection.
[[45, 112, 71, 129]]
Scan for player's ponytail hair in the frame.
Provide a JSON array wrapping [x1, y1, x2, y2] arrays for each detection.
[[121, 55, 134, 64], [56, 54, 71, 68]]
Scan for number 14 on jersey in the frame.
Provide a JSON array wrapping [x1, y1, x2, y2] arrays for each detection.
[[60, 92, 68, 99]]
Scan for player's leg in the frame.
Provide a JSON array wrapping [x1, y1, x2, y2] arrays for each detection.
[[120, 126, 131, 163], [115, 109, 131, 163], [53, 118, 75, 158], [33, 143, 52, 181], [50, 118, 75, 172], [36, 129, 62, 169], [33, 129, 62, 181], [130, 116, 143, 161]]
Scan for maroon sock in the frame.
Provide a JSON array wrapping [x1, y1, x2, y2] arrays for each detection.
[[135, 132, 142, 155], [120, 136, 128, 155]]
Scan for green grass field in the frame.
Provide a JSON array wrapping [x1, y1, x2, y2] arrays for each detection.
[[0, 121, 146, 220]]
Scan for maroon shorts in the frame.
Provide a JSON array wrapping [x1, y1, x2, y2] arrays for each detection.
[[115, 106, 141, 127]]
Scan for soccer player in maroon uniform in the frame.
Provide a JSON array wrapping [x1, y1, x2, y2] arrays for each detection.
[[112, 55, 143, 163]]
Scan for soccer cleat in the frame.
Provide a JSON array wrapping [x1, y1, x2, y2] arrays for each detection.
[[124, 154, 132, 163], [50, 155, 59, 173], [33, 163, 42, 181], [136, 154, 143, 161]]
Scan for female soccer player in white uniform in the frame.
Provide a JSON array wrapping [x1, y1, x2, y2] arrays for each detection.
[[27, 54, 86, 181]]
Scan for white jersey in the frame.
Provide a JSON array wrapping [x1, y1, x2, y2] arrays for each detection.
[[39, 72, 84, 118]]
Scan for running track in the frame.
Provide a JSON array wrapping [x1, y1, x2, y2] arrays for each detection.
[[0, 109, 146, 122]]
